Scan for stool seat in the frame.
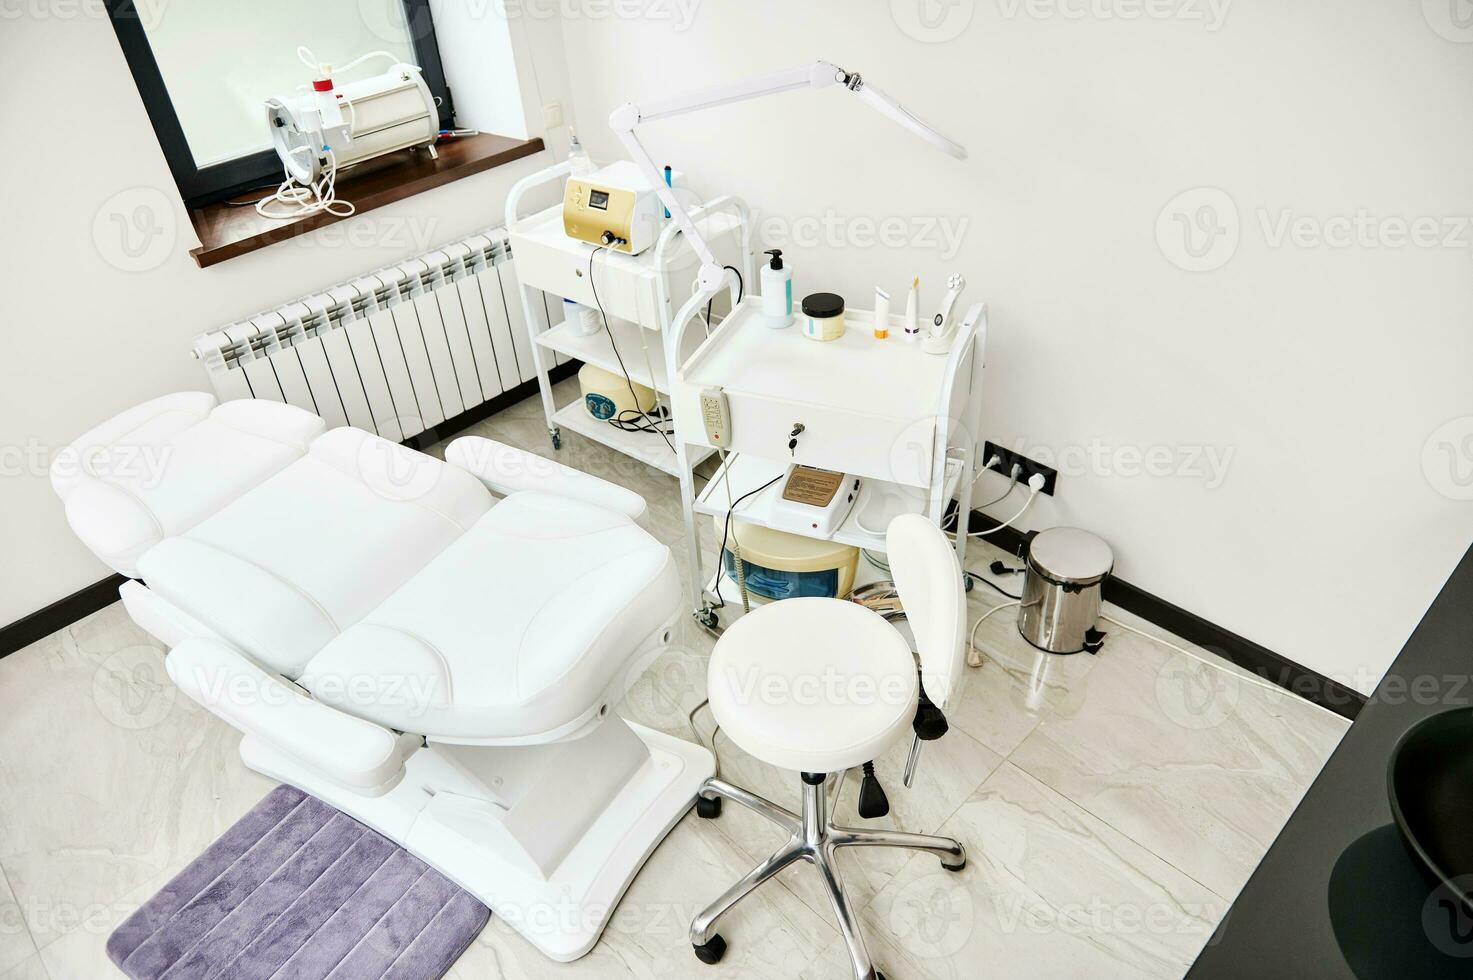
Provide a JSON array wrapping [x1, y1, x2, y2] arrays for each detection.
[[707, 597, 918, 774]]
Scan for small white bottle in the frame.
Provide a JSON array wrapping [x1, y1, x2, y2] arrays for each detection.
[[567, 129, 593, 175], [760, 249, 793, 328]]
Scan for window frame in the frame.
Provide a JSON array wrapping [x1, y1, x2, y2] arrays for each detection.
[[104, 0, 455, 208]]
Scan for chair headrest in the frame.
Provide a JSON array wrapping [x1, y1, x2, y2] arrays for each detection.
[[52, 393, 326, 576]]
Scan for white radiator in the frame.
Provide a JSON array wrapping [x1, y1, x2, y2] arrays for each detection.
[[192, 229, 565, 442]]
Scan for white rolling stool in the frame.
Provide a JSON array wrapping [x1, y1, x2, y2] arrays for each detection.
[[689, 514, 969, 980]]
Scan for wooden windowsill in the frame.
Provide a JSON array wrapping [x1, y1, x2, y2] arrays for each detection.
[[187, 133, 545, 268]]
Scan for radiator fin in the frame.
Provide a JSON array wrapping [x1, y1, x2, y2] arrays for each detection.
[[192, 228, 544, 440]]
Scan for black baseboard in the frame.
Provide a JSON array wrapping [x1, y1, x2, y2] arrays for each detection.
[[0, 364, 581, 662], [0, 573, 129, 658], [959, 510, 1366, 721]]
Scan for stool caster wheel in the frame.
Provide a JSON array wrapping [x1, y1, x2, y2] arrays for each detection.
[[696, 608, 719, 630], [942, 856, 967, 872], [692, 934, 726, 964], [695, 795, 722, 819], [964, 575, 974, 592]]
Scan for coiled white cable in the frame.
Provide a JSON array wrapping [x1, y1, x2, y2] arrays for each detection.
[[254, 149, 355, 219]]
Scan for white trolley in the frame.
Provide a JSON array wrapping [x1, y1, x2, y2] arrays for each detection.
[[503, 160, 754, 476], [666, 274, 988, 628]]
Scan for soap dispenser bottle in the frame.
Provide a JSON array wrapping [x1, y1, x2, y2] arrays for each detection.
[[567, 129, 593, 176], [760, 249, 793, 328]]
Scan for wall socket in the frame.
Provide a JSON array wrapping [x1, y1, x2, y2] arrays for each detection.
[[981, 441, 1058, 496]]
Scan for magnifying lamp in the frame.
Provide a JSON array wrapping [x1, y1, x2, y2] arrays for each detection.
[[609, 60, 967, 292]]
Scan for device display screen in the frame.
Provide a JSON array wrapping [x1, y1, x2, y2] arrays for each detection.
[[589, 189, 609, 210]]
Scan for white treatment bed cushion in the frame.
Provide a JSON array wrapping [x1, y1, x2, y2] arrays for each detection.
[[299, 492, 679, 741], [52, 394, 325, 577], [138, 427, 494, 677], [444, 436, 648, 523], [167, 636, 415, 795]]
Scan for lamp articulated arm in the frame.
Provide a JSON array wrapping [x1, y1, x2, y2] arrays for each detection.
[[609, 60, 967, 293]]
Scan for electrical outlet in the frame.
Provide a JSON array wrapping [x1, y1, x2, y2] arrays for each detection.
[[982, 441, 1058, 496], [542, 101, 563, 129]]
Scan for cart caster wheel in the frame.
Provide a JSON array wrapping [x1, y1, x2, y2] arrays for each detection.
[[696, 608, 719, 629], [549, 428, 562, 451], [692, 934, 726, 965], [695, 795, 722, 819]]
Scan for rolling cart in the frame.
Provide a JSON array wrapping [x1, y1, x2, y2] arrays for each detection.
[[666, 279, 988, 629], [503, 160, 754, 476]]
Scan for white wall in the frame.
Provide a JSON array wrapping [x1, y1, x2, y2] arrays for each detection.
[[0, 5, 574, 628], [556, 0, 1473, 694]]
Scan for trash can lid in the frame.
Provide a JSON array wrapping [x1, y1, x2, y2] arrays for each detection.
[[1028, 527, 1114, 585]]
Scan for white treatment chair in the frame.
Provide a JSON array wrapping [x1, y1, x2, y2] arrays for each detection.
[[50, 392, 714, 962], [686, 514, 969, 980]]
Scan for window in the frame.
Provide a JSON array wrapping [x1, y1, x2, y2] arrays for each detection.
[[106, 0, 452, 207]]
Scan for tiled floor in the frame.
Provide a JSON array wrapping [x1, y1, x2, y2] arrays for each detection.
[[0, 381, 1350, 979]]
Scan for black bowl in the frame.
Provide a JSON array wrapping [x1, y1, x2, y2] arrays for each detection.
[[1388, 706, 1473, 913]]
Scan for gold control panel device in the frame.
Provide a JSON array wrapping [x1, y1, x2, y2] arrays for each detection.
[[563, 161, 667, 255]]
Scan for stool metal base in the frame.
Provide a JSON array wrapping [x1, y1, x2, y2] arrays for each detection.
[[690, 773, 966, 980]]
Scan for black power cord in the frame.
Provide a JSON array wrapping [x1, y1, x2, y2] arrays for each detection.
[[588, 245, 676, 454], [965, 570, 1020, 601], [712, 467, 783, 609]]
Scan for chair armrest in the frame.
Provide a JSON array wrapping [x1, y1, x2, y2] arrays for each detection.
[[166, 637, 414, 796], [444, 436, 648, 523]]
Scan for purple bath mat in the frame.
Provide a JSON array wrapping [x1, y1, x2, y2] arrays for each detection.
[[106, 785, 489, 980]]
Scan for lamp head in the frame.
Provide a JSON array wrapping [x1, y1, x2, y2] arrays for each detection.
[[837, 69, 967, 160]]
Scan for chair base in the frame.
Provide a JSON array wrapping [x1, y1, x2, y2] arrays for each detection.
[[239, 720, 714, 962], [690, 773, 965, 980]]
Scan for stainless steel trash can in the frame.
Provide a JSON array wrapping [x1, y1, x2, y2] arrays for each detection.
[[1017, 527, 1114, 654]]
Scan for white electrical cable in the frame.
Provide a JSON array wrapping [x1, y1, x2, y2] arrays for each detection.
[[952, 486, 1040, 539], [296, 46, 406, 76], [1099, 614, 1339, 714], [944, 463, 1020, 529], [967, 599, 1019, 667], [254, 150, 355, 219]]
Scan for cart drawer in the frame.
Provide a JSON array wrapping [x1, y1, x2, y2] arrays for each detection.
[[673, 388, 936, 489]]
